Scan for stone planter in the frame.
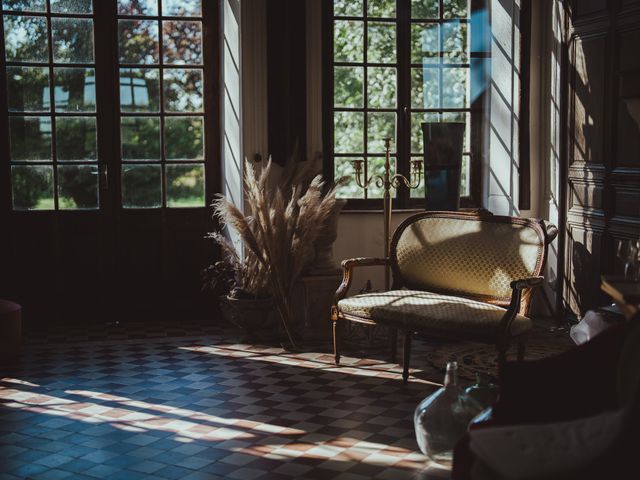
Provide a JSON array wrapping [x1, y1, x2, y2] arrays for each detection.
[[219, 295, 278, 342]]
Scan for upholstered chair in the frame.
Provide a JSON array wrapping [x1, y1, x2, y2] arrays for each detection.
[[331, 210, 558, 382]]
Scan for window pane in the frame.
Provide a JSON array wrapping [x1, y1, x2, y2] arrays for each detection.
[[118, 20, 159, 64], [334, 66, 363, 108], [367, 22, 396, 64], [411, 23, 439, 64], [334, 157, 362, 199], [121, 116, 161, 160], [460, 154, 470, 196], [120, 68, 160, 112], [7, 66, 49, 112], [53, 68, 96, 112], [334, 111, 364, 153], [2, 0, 46, 11], [162, 0, 201, 17], [410, 156, 426, 198], [334, 0, 362, 17], [166, 164, 204, 207], [52, 18, 95, 63], [58, 165, 99, 209], [366, 156, 395, 198], [164, 116, 204, 159], [117, 0, 158, 16], [163, 20, 202, 65], [56, 116, 97, 161], [3, 15, 48, 62], [163, 68, 203, 112], [11, 165, 54, 210], [367, 112, 395, 153], [412, 0, 438, 19], [443, 22, 467, 63], [50, 0, 92, 14], [411, 67, 439, 108], [367, 66, 396, 108], [411, 112, 440, 154], [442, 67, 468, 108], [444, 0, 469, 19], [122, 164, 162, 208], [9, 116, 51, 161], [367, 0, 395, 17], [334, 20, 363, 63]]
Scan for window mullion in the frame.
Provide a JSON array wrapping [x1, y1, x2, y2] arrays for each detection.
[[396, 0, 411, 207]]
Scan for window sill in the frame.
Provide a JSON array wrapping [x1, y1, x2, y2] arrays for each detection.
[[339, 208, 425, 214]]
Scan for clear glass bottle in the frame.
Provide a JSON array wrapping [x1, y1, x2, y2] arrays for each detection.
[[414, 361, 484, 466], [464, 372, 499, 410]]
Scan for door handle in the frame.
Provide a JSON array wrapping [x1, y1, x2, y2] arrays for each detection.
[[100, 164, 108, 191]]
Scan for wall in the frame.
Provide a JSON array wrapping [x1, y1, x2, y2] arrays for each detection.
[[221, 0, 243, 253], [485, 0, 523, 217]]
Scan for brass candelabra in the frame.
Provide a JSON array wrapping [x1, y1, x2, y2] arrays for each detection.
[[352, 138, 423, 290]]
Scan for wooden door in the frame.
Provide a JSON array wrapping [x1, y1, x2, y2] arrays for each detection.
[[564, 0, 640, 315]]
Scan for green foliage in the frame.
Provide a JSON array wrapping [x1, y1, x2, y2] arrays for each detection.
[[368, 22, 396, 63], [58, 165, 98, 209], [11, 166, 53, 210], [367, 0, 395, 17], [52, 17, 94, 63], [334, 0, 362, 17], [334, 66, 363, 108], [411, 0, 439, 19], [3, 14, 48, 62]]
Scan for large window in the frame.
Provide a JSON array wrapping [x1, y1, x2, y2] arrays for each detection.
[[325, 0, 488, 208], [1, 0, 212, 211]]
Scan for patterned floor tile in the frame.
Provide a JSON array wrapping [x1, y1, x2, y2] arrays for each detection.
[[1, 320, 574, 479]]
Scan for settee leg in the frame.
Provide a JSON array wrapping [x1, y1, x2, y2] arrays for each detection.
[[402, 331, 412, 383], [390, 328, 398, 362], [517, 341, 526, 362], [333, 320, 341, 365]]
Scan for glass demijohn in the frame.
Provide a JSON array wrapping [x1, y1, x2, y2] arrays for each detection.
[[414, 361, 484, 466]]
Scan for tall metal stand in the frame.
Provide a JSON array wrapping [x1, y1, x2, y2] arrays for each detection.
[[352, 138, 423, 290]]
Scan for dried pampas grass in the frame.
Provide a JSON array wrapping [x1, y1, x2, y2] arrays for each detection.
[[212, 158, 340, 349]]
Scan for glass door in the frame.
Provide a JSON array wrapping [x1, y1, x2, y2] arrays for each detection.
[[0, 0, 219, 322]]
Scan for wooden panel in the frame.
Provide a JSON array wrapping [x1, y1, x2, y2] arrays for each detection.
[[572, 0, 608, 18], [565, 223, 607, 315], [568, 179, 603, 212], [570, 35, 606, 165], [6, 213, 106, 323]]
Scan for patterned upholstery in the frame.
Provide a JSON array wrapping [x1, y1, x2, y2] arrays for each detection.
[[338, 290, 532, 339], [392, 215, 544, 301]]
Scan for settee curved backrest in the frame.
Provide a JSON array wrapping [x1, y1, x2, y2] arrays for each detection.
[[390, 211, 547, 310]]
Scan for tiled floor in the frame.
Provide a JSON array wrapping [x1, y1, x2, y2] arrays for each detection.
[[1, 326, 455, 480]]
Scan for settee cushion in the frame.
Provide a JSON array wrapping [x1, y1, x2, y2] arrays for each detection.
[[337, 290, 532, 339]]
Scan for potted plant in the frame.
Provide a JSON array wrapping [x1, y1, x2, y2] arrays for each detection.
[[202, 233, 274, 339], [206, 158, 341, 350]]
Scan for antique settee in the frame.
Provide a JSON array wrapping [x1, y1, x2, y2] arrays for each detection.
[[331, 210, 557, 382]]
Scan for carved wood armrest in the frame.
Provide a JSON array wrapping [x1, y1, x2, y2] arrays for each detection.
[[543, 221, 559, 244], [498, 276, 545, 346], [510, 276, 544, 290], [334, 257, 389, 304]]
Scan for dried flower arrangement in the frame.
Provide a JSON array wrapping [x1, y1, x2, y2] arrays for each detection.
[[207, 158, 340, 349]]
